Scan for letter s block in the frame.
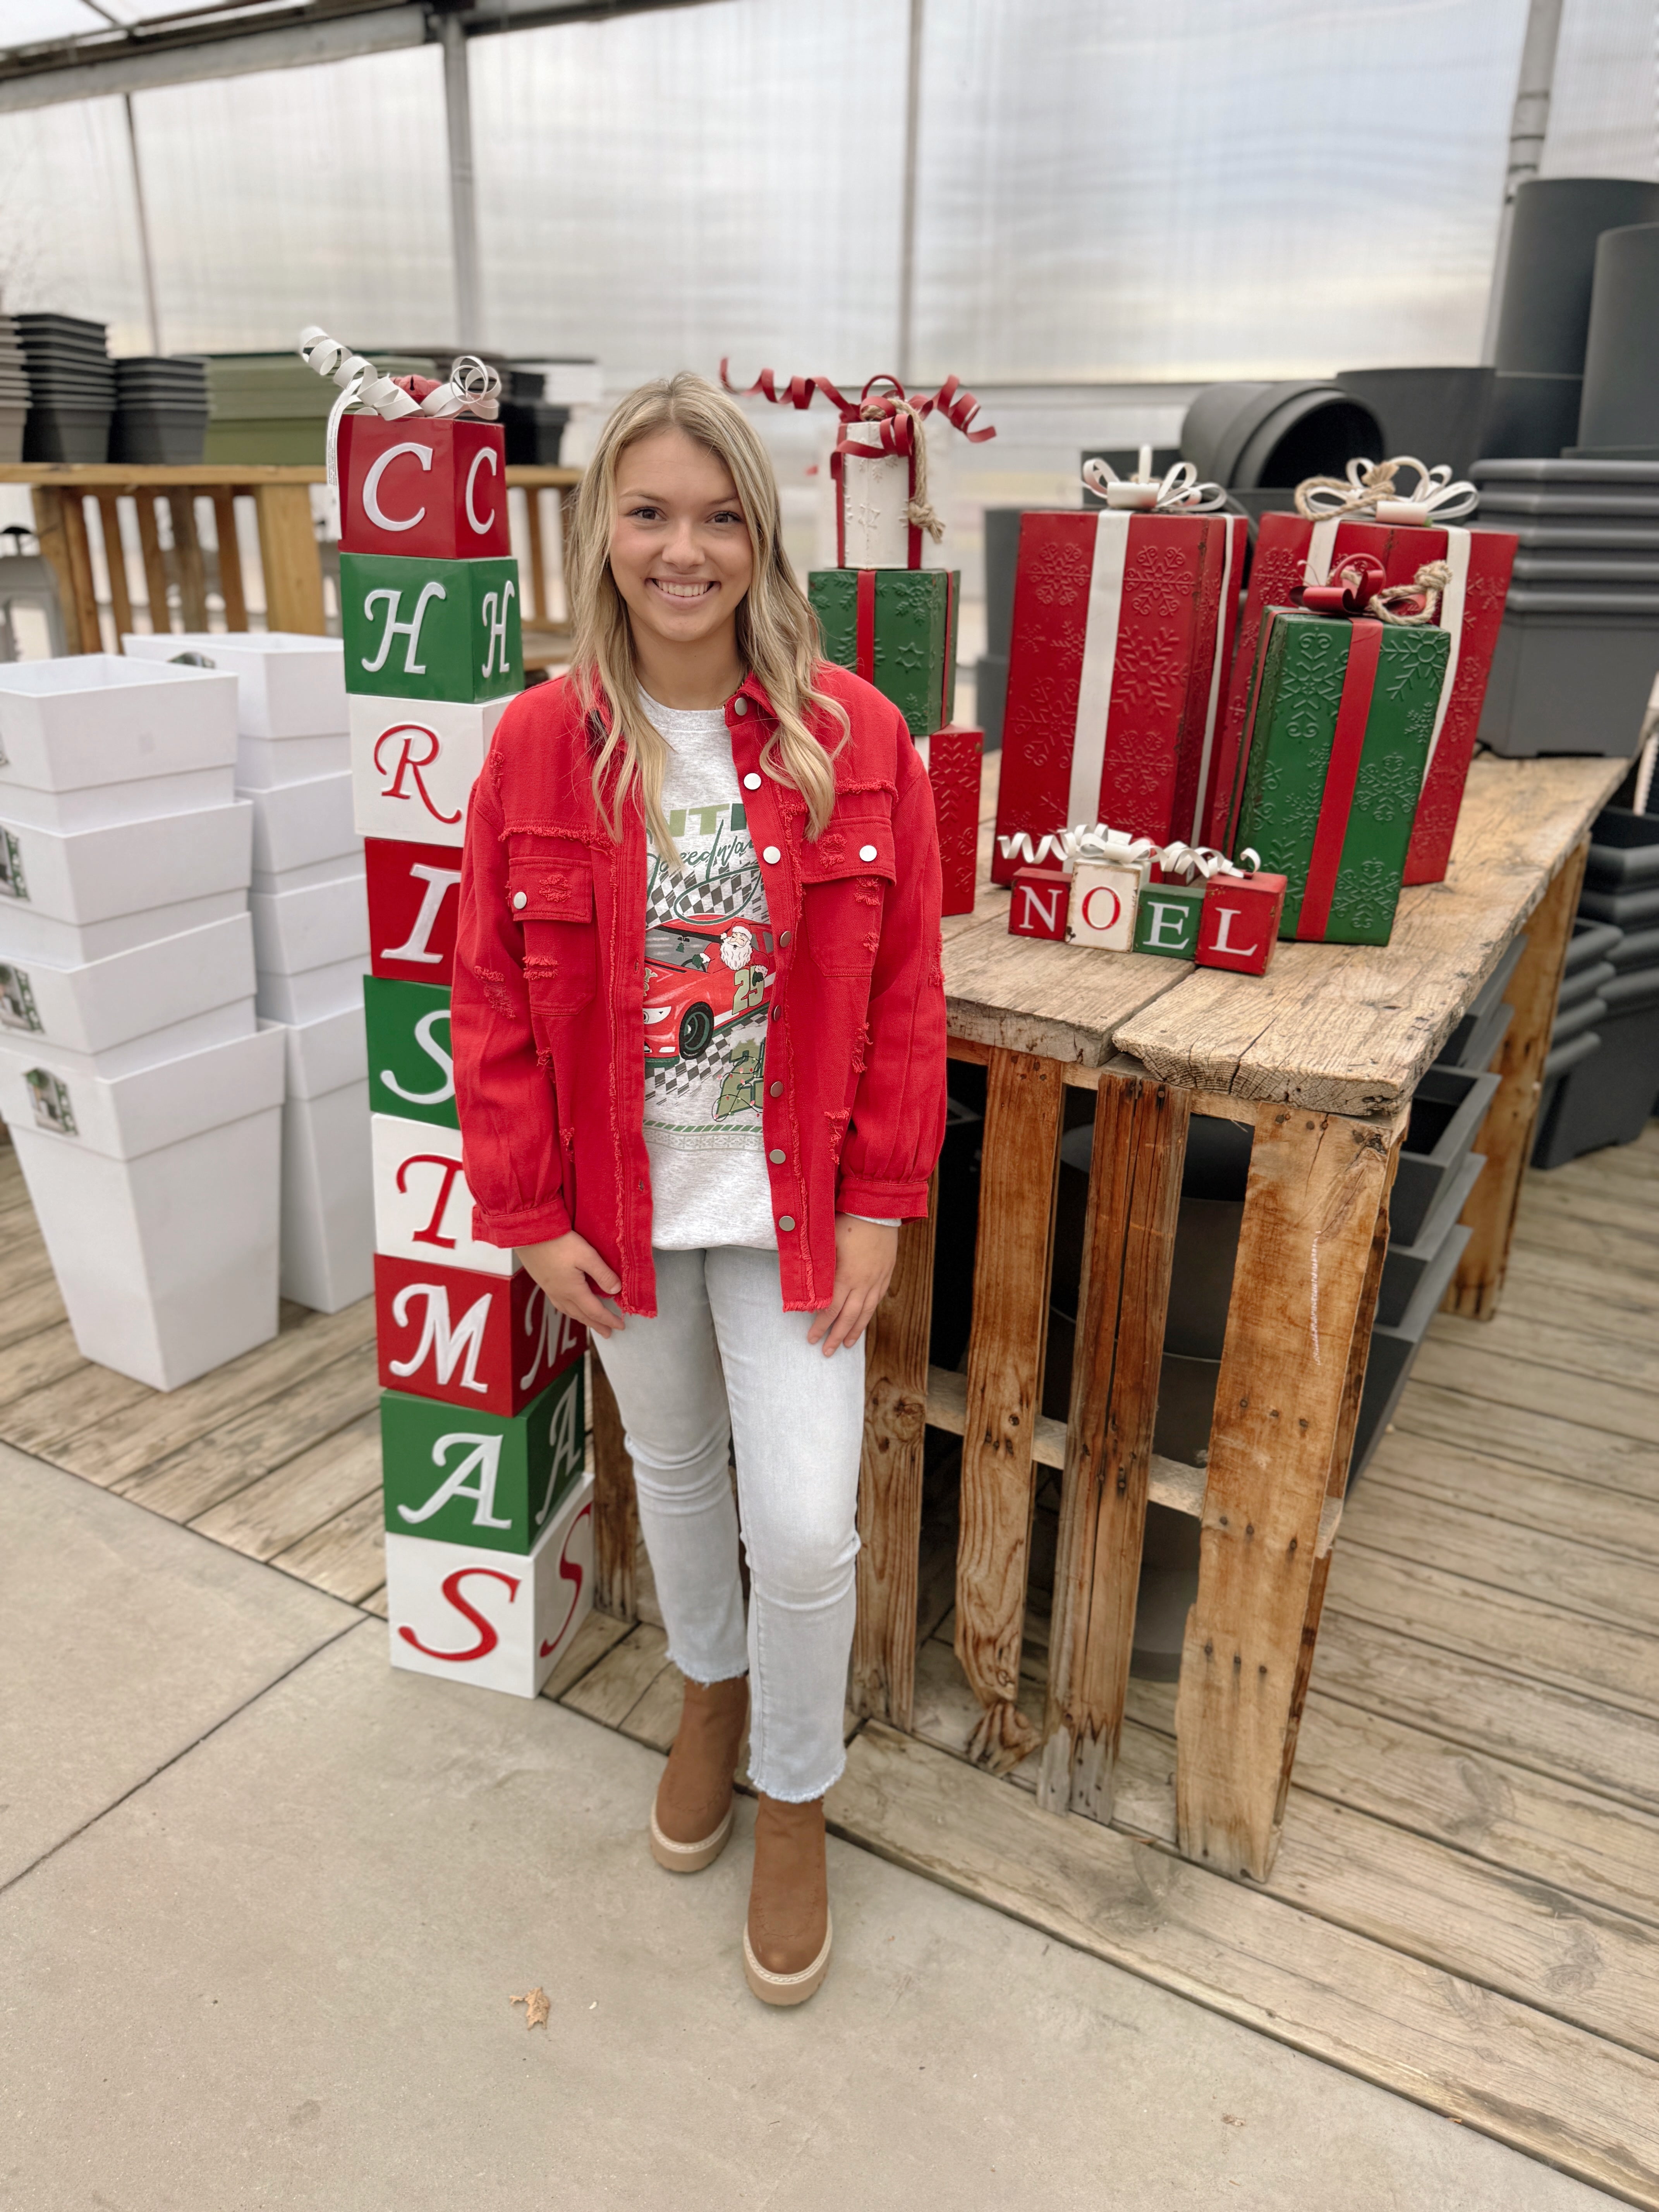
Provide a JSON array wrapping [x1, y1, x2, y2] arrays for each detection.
[[374, 1251, 586, 1415], [364, 974, 455, 1129], [338, 414, 510, 562], [385, 1467, 595, 1699], [1066, 860, 1145, 951], [1196, 872, 1289, 975], [1008, 864, 1070, 940], [380, 1358, 586, 1554]]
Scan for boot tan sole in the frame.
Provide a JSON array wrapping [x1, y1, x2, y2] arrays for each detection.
[[649, 1798, 734, 1874], [743, 1911, 833, 2006]]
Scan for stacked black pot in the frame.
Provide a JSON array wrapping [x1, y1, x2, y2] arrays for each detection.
[[110, 356, 208, 464], [0, 312, 28, 463], [17, 313, 114, 462], [497, 366, 568, 465], [1534, 807, 1659, 1165]]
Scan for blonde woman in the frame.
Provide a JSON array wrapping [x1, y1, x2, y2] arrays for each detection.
[[452, 373, 948, 2005]]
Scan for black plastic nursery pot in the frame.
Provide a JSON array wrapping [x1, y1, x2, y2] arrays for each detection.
[[1532, 971, 1659, 1164], [1391, 1068, 1501, 1247]]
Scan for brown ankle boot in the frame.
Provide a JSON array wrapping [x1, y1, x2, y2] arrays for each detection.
[[649, 1673, 749, 1873], [744, 1794, 832, 2005]]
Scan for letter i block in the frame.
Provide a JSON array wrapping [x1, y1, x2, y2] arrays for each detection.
[[349, 693, 509, 848], [1066, 860, 1145, 951], [374, 1251, 585, 1416], [1133, 882, 1204, 960], [371, 1111, 515, 1275], [381, 1357, 585, 1554], [338, 414, 510, 562], [367, 837, 463, 985], [1008, 865, 1070, 940], [365, 974, 454, 1128], [386, 1467, 595, 1699], [1196, 871, 1289, 975], [341, 551, 522, 704]]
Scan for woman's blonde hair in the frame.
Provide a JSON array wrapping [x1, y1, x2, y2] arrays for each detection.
[[566, 371, 845, 857]]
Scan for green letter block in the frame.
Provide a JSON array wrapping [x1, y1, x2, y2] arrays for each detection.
[[1133, 881, 1204, 958], [381, 1362, 585, 1554], [340, 551, 522, 704], [365, 974, 455, 1128], [809, 568, 957, 739]]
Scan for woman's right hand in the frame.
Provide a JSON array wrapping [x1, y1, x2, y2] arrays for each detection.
[[518, 1231, 625, 1339]]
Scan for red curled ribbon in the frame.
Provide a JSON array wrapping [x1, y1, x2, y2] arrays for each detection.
[[720, 361, 997, 447], [1292, 553, 1387, 619]]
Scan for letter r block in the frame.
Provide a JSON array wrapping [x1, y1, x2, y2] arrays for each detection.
[[374, 1252, 586, 1415], [380, 1360, 586, 1554], [338, 414, 510, 562], [349, 693, 509, 848], [1133, 882, 1204, 960], [1066, 859, 1146, 951], [1196, 872, 1289, 975], [1008, 864, 1070, 940]]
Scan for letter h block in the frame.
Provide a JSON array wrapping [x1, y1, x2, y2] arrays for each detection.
[[1007, 865, 1070, 940], [380, 1359, 586, 1554], [374, 1252, 586, 1416], [338, 413, 510, 562], [340, 552, 522, 704], [1196, 871, 1288, 975]]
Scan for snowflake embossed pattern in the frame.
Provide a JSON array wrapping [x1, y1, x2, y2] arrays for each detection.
[[1029, 541, 1092, 609], [1329, 853, 1401, 938], [1123, 544, 1195, 620]]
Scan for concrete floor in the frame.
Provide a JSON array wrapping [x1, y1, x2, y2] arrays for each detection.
[[0, 1440, 1621, 2212]]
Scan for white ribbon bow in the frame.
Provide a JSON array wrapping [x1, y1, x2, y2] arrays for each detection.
[[1082, 456, 1227, 514], [1294, 455, 1477, 525], [298, 326, 503, 490], [997, 824, 1261, 878]]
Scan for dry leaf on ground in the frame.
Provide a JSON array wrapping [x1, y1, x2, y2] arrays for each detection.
[[510, 1987, 550, 2030]]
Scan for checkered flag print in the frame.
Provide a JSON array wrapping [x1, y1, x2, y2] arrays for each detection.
[[646, 857, 762, 931], [645, 1009, 767, 1107]]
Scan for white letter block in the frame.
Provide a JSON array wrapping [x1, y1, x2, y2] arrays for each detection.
[[1066, 860, 1146, 951], [386, 1469, 595, 1698], [371, 1110, 517, 1277], [349, 694, 509, 850]]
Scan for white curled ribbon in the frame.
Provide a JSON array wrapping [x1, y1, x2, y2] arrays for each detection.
[[1294, 455, 1477, 526], [997, 823, 1261, 878], [297, 326, 503, 491], [1082, 456, 1226, 514]]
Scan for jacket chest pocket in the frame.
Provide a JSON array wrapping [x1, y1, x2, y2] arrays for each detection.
[[507, 838, 597, 1014], [798, 810, 897, 981]]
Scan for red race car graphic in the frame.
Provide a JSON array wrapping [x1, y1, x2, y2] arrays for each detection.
[[643, 917, 776, 1063]]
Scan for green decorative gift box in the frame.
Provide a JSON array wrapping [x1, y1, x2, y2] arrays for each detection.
[[809, 567, 957, 738], [380, 1361, 585, 1554], [1227, 605, 1449, 946], [340, 550, 521, 704]]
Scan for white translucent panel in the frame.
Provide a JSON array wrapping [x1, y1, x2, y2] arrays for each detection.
[[1543, 0, 1659, 178], [126, 45, 452, 354], [0, 95, 151, 351], [0, 1, 112, 47], [470, 0, 909, 383], [915, 0, 1530, 382]]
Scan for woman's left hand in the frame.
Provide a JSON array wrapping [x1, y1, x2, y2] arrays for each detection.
[[807, 1215, 899, 1355]]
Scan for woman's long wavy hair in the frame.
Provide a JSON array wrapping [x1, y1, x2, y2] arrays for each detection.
[[566, 371, 846, 859]]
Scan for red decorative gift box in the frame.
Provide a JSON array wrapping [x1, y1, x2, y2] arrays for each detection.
[[921, 725, 982, 916], [367, 836, 464, 985], [337, 414, 510, 563], [374, 1251, 584, 1417]]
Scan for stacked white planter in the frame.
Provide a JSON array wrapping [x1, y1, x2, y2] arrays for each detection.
[[0, 656, 283, 1390], [124, 631, 370, 1312]]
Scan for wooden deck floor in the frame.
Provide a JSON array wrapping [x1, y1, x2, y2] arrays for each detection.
[[3, 1124, 1658, 2202]]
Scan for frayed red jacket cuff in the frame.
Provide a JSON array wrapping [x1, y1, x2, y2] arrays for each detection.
[[469, 1198, 573, 1249], [836, 1174, 930, 1221]]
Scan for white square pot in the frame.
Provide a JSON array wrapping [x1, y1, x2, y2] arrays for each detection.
[[0, 889, 249, 967], [9, 1108, 282, 1391], [281, 997, 366, 1099], [0, 800, 252, 926], [0, 654, 238, 790], [256, 956, 369, 1025], [253, 854, 364, 896], [385, 1470, 595, 1698], [0, 998, 256, 1083], [280, 1075, 373, 1312], [122, 631, 347, 740], [371, 1111, 516, 1276], [249, 871, 368, 975], [0, 1023, 284, 1160], [237, 732, 350, 790], [0, 911, 255, 1054], [0, 766, 238, 834], [349, 694, 508, 849], [245, 769, 357, 877]]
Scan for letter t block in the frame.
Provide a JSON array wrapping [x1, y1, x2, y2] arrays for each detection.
[[1008, 865, 1070, 940], [1133, 882, 1204, 960], [1196, 872, 1288, 975]]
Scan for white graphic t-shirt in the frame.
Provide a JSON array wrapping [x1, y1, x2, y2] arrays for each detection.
[[640, 693, 778, 1250]]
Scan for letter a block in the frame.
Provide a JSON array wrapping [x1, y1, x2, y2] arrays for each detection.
[[340, 552, 522, 704], [1008, 865, 1070, 940], [1196, 871, 1288, 975], [366, 837, 463, 985], [380, 1358, 585, 1553], [1066, 860, 1145, 951], [374, 1251, 585, 1415], [1133, 882, 1204, 960], [349, 693, 508, 848], [386, 1468, 595, 1698], [371, 1111, 515, 1275], [365, 974, 455, 1129], [338, 414, 510, 563]]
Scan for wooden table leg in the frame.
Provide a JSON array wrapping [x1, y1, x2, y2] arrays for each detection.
[[1175, 1098, 1404, 1879], [1445, 838, 1589, 1321], [211, 491, 249, 631], [94, 495, 134, 644], [955, 1047, 1064, 1772], [522, 488, 546, 626], [851, 1180, 938, 1728], [254, 483, 326, 634], [1040, 1070, 1188, 1819], [167, 493, 210, 630], [134, 494, 171, 634], [31, 488, 100, 651], [589, 1355, 638, 1625]]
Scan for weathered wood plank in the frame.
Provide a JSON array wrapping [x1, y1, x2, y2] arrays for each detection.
[[210, 490, 247, 630], [588, 1353, 637, 1623], [1041, 1072, 1188, 1818], [852, 1182, 937, 1728], [1512, 1171, 1659, 1246], [1498, 1241, 1659, 1331], [358, 1584, 387, 1619], [0, 1268, 67, 1355], [1410, 1333, 1659, 1444], [1427, 1306, 1659, 1398], [0, 1233, 57, 1307], [1511, 1207, 1659, 1283], [944, 929, 1188, 1066], [133, 491, 170, 631], [828, 1723, 1659, 2210], [93, 493, 133, 642], [539, 1607, 632, 1704], [190, 1410, 381, 1561], [1389, 1381, 1659, 1500], [166, 491, 209, 630], [270, 1489, 385, 1605], [3, 1360, 151, 1463], [1364, 1432, 1659, 1566], [1177, 1101, 1402, 1879], [559, 1623, 671, 1728], [253, 482, 325, 634], [953, 1048, 1063, 1769], [0, 1321, 85, 1410]]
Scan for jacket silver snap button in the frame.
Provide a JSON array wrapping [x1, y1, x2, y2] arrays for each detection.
[[859, 843, 878, 862], [778, 929, 791, 948], [768, 1148, 786, 1164], [512, 891, 527, 909], [743, 772, 761, 790], [762, 845, 781, 864], [769, 1081, 783, 1096], [778, 1215, 795, 1232], [733, 697, 748, 716]]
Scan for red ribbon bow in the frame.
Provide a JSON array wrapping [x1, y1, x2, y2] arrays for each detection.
[[1293, 553, 1386, 618], [718, 362, 997, 450]]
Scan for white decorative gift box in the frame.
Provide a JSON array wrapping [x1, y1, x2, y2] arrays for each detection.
[[282, 997, 367, 1099], [0, 654, 237, 790], [236, 732, 351, 791], [0, 799, 252, 926], [371, 1110, 515, 1276], [0, 767, 237, 835], [0, 911, 255, 1054], [0, 889, 248, 968], [349, 693, 508, 848], [270, 1005, 371, 1314], [256, 955, 369, 1025], [122, 630, 347, 740], [245, 769, 358, 879], [249, 869, 369, 975], [385, 1469, 595, 1698]]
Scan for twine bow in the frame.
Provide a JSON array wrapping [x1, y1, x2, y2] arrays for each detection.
[[1081, 455, 1226, 514], [298, 326, 502, 491], [1293, 553, 1453, 627], [1293, 455, 1477, 524], [997, 824, 1261, 877]]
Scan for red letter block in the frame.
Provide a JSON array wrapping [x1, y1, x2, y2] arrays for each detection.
[[366, 837, 464, 985], [338, 415, 510, 561], [1196, 872, 1288, 975], [1008, 865, 1070, 940], [375, 1252, 585, 1417]]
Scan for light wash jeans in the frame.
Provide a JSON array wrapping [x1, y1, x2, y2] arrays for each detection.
[[591, 1245, 866, 1803]]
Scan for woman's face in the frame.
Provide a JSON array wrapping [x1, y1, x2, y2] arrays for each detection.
[[608, 428, 755, 655]]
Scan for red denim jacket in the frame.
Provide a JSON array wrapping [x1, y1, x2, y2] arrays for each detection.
[[451, 663, 948, 1316]]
